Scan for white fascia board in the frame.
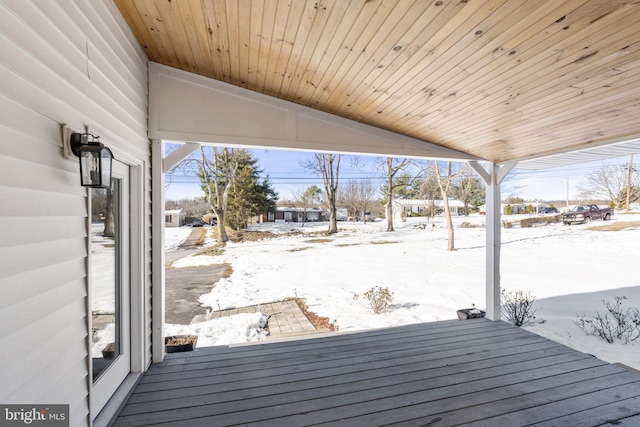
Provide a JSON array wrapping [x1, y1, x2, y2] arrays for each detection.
[[513, 135, 640, 170], [148, 63, 479, 162]]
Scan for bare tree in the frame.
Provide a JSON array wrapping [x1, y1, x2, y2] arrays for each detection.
[[383, 157, 413, 232], [338, 180, 359, 221], [500, 172, 524, 202], [103, 187, 115, 238], [301, 153, 341, 233], [625, 155, 637, 210], [415, 167, 441, 221], [165, 198, 210, 221], [293, 185, 322, 227], [355, 178, 378, 223], [434, 161, 464, 251], [577, 161, 639, 207], [91, 188, 113, 237], [450, 164, 485, 215], [199, 146, 240, 244], [339, 178, 378, 223]]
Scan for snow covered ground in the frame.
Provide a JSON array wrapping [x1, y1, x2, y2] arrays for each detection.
[[166, 213, 640, 370]]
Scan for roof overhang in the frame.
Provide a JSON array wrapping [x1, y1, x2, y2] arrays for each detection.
[[514, 135, 640, 170], [149, 63, 479, 162]]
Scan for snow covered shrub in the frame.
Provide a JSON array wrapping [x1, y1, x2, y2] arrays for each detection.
[[574, 296, 640, 344], [501, 289, 540, 327], [360, 286, 394, 314], [519, 215, 562, 228]]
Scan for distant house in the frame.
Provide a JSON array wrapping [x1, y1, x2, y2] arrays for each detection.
[[389, 199, 466, 217], [165, 209, 185, 227], [478, 202, 551, 215], [264, 206, 326, 223], [336, 207, 349, 221]]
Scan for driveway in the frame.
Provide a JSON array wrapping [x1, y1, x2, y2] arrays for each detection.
[[165, 249, 227, 324]]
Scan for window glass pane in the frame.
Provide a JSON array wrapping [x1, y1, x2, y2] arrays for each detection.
[[90, 180, 121, 382]]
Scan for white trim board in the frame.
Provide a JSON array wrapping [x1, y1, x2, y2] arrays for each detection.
[[148, 62, 479, 161]]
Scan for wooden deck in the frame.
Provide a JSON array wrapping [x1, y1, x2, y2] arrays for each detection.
[[114, 319, 640, 426]]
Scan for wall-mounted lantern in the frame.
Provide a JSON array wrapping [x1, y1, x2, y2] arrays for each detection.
[[69, 133, 113, 188]]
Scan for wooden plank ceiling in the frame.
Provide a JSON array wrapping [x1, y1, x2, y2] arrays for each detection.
[[114, 0, 640, 164]]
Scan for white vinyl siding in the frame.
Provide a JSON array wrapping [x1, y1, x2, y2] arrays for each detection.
[[0, 1, 150, 426]]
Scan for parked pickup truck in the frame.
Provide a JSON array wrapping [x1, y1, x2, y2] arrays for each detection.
[[561, 204, 613, 225]]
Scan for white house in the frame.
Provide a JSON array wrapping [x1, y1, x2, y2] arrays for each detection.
[[2, 2, 639, 426], [267, 206, 325, 223], [478, 202, 552, 215], [389, 199, 467, 217], [164, 209, 185, 227]]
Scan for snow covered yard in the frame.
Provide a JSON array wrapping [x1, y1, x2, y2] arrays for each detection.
[[165, 214, 640, 369]]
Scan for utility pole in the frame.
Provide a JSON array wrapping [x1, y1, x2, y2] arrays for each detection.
[[566, 177, 569, 210], [626, 154, 634, 211]]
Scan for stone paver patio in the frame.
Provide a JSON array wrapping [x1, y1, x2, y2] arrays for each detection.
[[198, 300, 327, 339]]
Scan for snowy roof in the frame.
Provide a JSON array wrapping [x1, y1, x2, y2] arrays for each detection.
[[392, 199, 465, 208], [276, 206, 324, 213]]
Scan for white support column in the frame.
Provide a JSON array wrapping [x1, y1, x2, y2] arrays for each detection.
[[151, 139, 166, 363], [468, 161, 516, 321], [485, 162, 502, 320]]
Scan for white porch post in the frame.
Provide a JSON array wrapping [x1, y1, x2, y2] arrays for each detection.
[[151, 139, 166, 362], [469, 161, 516, 321], [485, 162, 502, 320], [151, 140, 201, 363]]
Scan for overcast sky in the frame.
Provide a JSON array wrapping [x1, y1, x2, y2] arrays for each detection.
[[164, 144, 633, 203]]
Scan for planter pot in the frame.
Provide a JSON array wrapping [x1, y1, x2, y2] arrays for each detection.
[[165, 335, 198, 353], [457, 308, 486, 320]]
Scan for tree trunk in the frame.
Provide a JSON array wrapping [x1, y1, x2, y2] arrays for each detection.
[[328, 197, 338, 233], [442, 198, 455, 251], [103, 188, 115, 238], [215, 208, 229, 244], [385, 199, 394, 232], [435, 161, 456, 251], [386, 158, 394, 232]]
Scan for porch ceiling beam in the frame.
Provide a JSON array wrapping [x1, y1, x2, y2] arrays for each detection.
[[163, 142, 201, 173]]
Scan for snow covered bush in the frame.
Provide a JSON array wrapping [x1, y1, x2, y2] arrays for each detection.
[[501, 289, 540, 327], [574, 296, 640, 344], [357, 286, 394, 314]]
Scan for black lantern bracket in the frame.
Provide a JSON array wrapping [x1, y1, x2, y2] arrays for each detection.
[[62, 125, 114, 188], [69, 132, 101, 155]]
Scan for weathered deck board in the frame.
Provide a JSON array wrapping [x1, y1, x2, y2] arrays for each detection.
[[598, 413, 640, 427], [114, 319, 640, 427]]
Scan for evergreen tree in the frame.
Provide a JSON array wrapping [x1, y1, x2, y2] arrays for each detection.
[[198, 148, 278, 239], [226, 150, 278, 230], [388, 173, 417, 199]]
